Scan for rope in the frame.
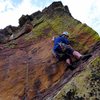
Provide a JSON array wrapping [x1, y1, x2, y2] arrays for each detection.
[[24, 52, 29, 99], [25, 61, 29, 97]]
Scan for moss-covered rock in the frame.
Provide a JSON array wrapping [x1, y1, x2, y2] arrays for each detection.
[[53, 57, 100, 100]]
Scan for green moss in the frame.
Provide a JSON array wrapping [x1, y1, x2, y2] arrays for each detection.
[[4, 42, 17, 48], [53, 57, 100, 100], [74, 24, 83, 34], [89, 57, 100, 67], [45, 16, 67, 35], [24, 21, 49, 40], [92, 34, 100, 41], [24, 14, 99, 46], [73, 23, 99, 38]]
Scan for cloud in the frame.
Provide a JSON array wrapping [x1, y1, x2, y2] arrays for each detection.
[[0, 0, 100, 35], [88, 0, 100, 35], [11, 0, 22, 6], [31, 0, 54, 8], [0, 0, 39, 29], [0, 0, 14, 13]]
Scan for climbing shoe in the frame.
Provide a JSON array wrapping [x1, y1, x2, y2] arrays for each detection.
[[68, 64, 76, 70], [81, 54, 92, 61]]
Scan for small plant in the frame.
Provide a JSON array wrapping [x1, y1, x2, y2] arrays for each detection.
[[4, 42, 17, 48]]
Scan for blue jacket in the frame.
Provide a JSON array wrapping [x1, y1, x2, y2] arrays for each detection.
[[53, 35, 70, 53]]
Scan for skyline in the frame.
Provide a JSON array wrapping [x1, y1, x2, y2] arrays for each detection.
[[0, 0, 100, 35]]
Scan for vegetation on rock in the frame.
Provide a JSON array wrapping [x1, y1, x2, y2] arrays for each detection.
[[0, 1, 100, 100]]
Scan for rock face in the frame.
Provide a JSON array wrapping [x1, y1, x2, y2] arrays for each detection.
[[19, 11, 42, 27], [0, 25, 18, 43], [53, 41, 100, 100], [18, 14, 33, 27], [42, 1, 72, 17], [0, 1, 100, 100]]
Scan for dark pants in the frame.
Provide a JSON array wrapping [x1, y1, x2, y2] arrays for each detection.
[[52, 47, 74, 61]]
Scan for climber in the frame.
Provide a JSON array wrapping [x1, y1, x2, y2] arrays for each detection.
[[52, 31, 91, 69]]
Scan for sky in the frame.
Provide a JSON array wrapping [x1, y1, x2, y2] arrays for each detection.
[[0, 0, 100, 36]]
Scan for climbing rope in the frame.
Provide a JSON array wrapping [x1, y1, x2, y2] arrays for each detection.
[[25, 60, 29, 99], [23, 51, 29, 99]]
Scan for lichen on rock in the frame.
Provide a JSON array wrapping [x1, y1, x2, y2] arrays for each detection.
[[53, 57, 100, 100]]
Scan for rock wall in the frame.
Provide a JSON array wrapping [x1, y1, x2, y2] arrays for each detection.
[[0, 1, 100, 100]]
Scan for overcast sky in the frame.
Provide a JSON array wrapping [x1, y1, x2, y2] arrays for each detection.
[[0, 0, 100, 36]]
